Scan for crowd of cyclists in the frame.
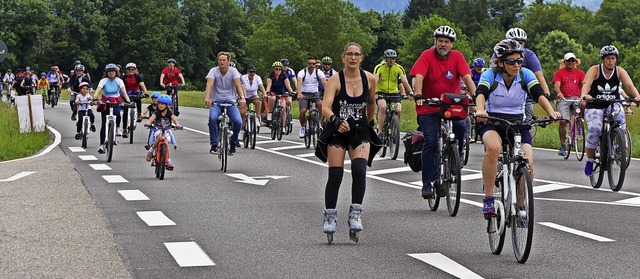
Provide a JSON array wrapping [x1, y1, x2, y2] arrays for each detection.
[[2, 25, 638, 248]]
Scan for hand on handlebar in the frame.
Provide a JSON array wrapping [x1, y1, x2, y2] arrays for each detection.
[[475, 110, 488, 124]]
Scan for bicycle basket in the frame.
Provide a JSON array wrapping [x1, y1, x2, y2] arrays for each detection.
[[440, 93, 469, 120]]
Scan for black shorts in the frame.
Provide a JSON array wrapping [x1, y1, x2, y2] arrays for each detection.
[[327, 118, 371, 150]]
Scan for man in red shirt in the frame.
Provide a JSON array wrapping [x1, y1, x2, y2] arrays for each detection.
[[160, 58, 186, 116], [553, 52, 585, 156], [409, 25, 477, 199]]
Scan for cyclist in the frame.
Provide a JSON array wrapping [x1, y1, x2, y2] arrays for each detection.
[[205, 51, 246, 156], [409, 25, 477, 199], [3, 69, 15, 96], [475, 39, 560, 216], [19, 71, 35, 96], [70, 60, 91, 80], [159, 58, 186, 116], [470, 58, 485, 86], [319, 42, 380, 241], [93, 63, 132, 154], [240, 64, 266, 132], [46, 66, 63, 100], [265, 61, 294, 123], [281, 58, 297, 90], [74, 82, 96, 140], [319, 56, 338, 95], [373, 49, 412, 137], [37, 73, 49, 102], [297, 56, 326, 138], [67, 64, 92, 121], [553, 52, 586, 155], [121, 62, 149, 138], [141, 92, 161, 150], [581, 45, 640, 176], [145, 94, 182, 170]]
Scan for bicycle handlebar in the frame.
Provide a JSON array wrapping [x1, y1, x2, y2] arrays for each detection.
[[477, 115, 561, 129]]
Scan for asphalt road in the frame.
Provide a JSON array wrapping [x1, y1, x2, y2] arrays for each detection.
[[16, 102, 640, 278]]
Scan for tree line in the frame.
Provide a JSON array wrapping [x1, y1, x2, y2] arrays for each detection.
[[1, 0, 639, 93]]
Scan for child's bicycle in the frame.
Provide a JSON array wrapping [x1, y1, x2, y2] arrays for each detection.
[[77, 100, 95, 148], [146, 122, 182, 180]]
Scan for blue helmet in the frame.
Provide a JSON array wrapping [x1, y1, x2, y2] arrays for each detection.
[[473, 58, 485, 67], [151, 92, 161, 99], [157, 94, 172, 105]]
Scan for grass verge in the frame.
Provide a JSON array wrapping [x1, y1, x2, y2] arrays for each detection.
[[0, 102, 51, 161]]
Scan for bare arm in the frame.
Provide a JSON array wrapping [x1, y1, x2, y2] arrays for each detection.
[[178, 73, 186, 87], [205, 77, 215, 107], [258, 84, 267, 96], [554, 81, 563, 100], [581, 66, 598, 101], [159, 74, 165, 87], [139, 82, 148, 95], [534, 70, 550, 95], [400, 75, 412, 95], [171, 114, 181, 127], [461, 74, 477, 97], [120, 86, 130, 103], [284, 79, 293, 93], [266, 78, 272, 92], [322, 75, 340, 120], [146, 114, 156, 127], [366, 72, 377, 122], [618, 67, 640, 100]]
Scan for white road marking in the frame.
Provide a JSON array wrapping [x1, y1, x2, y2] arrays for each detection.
[[89, 164, 112, 171], [344, 156, 388, 165], [270, 145, 306, 151], [409, 181, 421, 186], [297, 152, 316, 158], [539, 222, 615, 242], [164, 242, 215, 267], [460, 198, 483, 207], [78, 155, 98, 161], [615, 197, 640, 205], [68, 147, 85, 152], [118, 190, 150, 201], [533, 183, 572, 194], [255, 140, 280, 145], [0, 171, 36, 182], [136, 211, 176, 226], [461, 173, 483, 181], [368, 166, 412, 175], [408, 253, 484, 279], [226, 173, 269, 186], [102, 175, 128, 183]]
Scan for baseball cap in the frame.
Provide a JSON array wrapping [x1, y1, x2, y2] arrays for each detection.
[[247, 64, 256, 71], [564, 52, 577, 61]]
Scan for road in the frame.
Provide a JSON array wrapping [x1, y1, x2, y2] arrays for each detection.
[[34, 103, 640, 278]]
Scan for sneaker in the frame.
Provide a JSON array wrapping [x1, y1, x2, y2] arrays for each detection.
[[558, 145, 566, 156], [166, 159, 174, 170], [210, 145, 219, 155], [584, 160, 593, 176], [267, 113, 272, 121], [238, 130, 244, 140], [75, 133, 82, 140], [71, 115, 77, 121], [144, 144, 150, 150], [255, 116, 261, 127], [230, 144, 237, 156], [98, 145, 105, 154], [122, 128, 129, 138], [299, 127, 306, 138], [145, 150, 153, 162], [482, 196, 496, 217], [90, 125, 96, 132], [116, 128, 122, 136], [421, 182, 434, 199], [175, 110, 180, 117], [377, 132, 384, 141]]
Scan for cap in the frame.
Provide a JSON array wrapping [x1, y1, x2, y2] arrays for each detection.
[[564, 52, 577, 61], [247, 64, 256, 71]]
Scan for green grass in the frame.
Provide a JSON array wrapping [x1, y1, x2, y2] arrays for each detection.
[[0, 102, 51, 161]]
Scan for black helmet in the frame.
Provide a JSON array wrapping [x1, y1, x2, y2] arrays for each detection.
[[280, 58, 290, 66], [493, 39, 524, 58], [73, 60, 81, 66], [168, 58, 177, 64]]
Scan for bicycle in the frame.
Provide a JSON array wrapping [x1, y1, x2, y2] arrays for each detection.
[[270, 93, 292, 141], [483, 115, 557, 264], [303, 95, 321, 149], [242, 100, 258, 149], [124, 93, 149, 144], [165, 83, 180, 115], [48, 84, 58, 108], [378, 95, 403, 160], [146, 122, 181, 180], [77, 100, 94, 149], [4, 83, 13, 101], [215, 103, 234, 172], [587, 98, 632, 192], [461, 105, 477, 167], [38, 87, 47, 109], [97, 100, 124, 162], [559, 99, 586, 161]]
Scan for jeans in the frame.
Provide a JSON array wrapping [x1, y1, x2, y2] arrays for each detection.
[[76, 110, 95, 133], [208, 102, 242, 146], [418, 112, 466, 185], [100, 105, 122, 145]]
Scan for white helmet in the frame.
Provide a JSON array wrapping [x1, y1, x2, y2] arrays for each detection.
[[600, 45, 619, 58], [125, 62, 137, 69], [433, 25, 457, 41], [506, 28, 527, 41]]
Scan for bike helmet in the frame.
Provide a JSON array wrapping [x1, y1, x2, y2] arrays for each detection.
[[229, 61, 236, 68], [168, 58, 177, 64], [473, 58, 485, 67], [151, 92, 161, 99], [73, 60, 81, 65], [7, 69, 11, 72], [40, 72, 46, 76], [26, 66, 31, 71], [125, 62, 137, 69], [79, 82, 90, 88], [383, 49, 398, 58], [433, 25, 457, 41], [104, 63, 118, 72], [280, 58, 290, 66], [600, 45, 619, 58], [506, 28, 527, 41], [74, 64, 85, 71], [50, 66, 57, 71], [493, 39, 524, 58], [157, 94, 172, 105], [272, 61, 283, 68], [321, 56, 332, 65]]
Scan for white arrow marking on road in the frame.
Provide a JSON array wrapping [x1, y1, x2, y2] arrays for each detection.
[[368, 166, 411, 175], [226, 173, 269, 186], [137, 211, 176, 226], [164, 242, 215, 267], [539, 222, 615, 242], [297, 152, 316, 158], [408, 253, 484, 279], [89, 164, 112, 171], [0, 171, 36, 182], [253, 175, 289, 180]]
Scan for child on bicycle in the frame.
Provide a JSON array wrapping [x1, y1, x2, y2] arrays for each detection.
[[140, 92, 160, 150], [37, 73, 49, 103], [145, 94, 181, 170], [74, 82, 96, 139]]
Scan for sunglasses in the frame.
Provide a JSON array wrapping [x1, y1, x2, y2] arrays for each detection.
[[249, 70, 256, 73], [127, 68, 135, 71], [308, 62, 315, 65], [566, 59, 577, 63], [274, 68, 282, 71], [345, 52, 362, 58], [504, 58, 524, 66]]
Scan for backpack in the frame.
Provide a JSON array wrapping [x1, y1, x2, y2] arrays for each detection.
[[302, 68, 321, 83], [403, 131, 424, 172], [488, 70, 530, 98]]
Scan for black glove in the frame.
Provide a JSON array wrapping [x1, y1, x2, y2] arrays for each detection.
[[330, 115, 342, 129]]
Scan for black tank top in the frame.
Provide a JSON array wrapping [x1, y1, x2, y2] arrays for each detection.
[[587, 64, 621, 109], [331, 69, 369, 122]]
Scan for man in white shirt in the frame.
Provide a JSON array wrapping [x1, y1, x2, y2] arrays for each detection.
[[296, 57, 327, 138]]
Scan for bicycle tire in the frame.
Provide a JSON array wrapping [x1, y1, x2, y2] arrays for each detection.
[[250, 113, 257, 149], [463, 137, 470, 166], [270, 112, 277, 140], [445, 146, 461, 217], [623, 128, 631, 169], [380, 121, 388, 158], [107, 121, 114, 162], [427, 180, 440, 211], [286, 111, 293, 135], [607, 127, 626, 191], [42, 94, 45, 109], [82, 119, 88, 149], [159, 144, 166, 180], [488, 175, 506, 255], [575, 117, 586, 161], [276, 111, 284, 141], [312, 115, 319, 150], [390, 115, 400, 160], [563, 119, 571, 160], [590, 136, 606, 188], [222, 127, 228, 172], [304, 118, 311, 149], [512, 165, 534, 264], [243, 116, 250, 149], [171, 93, 177, 113]]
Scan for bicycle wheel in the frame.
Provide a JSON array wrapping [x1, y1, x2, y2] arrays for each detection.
[[304, 118, 311, 149], [462, 136, 470, 166], [270, 112, 277, 140], [222, 127, 228, 172], [624, 128, 631, 169], [512, 165, 534, 264], [574, 117, 586, 161], [250, 113, 257, 149], [607, 128, 626, 191], [590, 150, 605, 189], [563, 120, 572, 160], [312, 116, 319, 149], [243, 116, 250, 148], [107, 122, 115, 162], [286, 111, 293, 135], [380, 122, 388, 158], [41, 94, 45, 109], [171, 93, 177, 113], [445, 146, 461, 217], [488, 175, 506, 255], [82, 119, 88, 149], [276, 112, 284, 141], [427, 180, 440, 211], [159, 144, 166, 180], [390, 114, 400, 160], [129, 110, 135, 144]]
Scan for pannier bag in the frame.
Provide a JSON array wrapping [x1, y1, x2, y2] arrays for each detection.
[[402, 130, 424, 172], [440, 93, 469, 120]]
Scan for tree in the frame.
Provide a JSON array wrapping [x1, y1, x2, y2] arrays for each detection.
[[402, 0, 446, 29], [363, 12, 404, 71], [469, 24, 504, 60], [443, 0, 491, 38], [400, 15, 472, 67], [592, 0, 640, 47], [535, 30, 584, 93], [521, 1, 594, 49], [488, 0, 525, 31]]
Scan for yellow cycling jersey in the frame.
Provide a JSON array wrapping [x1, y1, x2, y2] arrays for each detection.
[[373, 62, 406, 94]]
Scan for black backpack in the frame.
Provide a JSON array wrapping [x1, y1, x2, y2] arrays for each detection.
[[302, 68, 321, 83], [402, 130, 424, 172]]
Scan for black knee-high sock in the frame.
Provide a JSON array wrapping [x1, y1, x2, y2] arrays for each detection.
[[351, 158, 367, 204], [325, 167, 344, 209]]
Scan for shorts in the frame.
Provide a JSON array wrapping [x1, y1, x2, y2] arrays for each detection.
[[478, 120, 533, 146], [556, 97, 580, 120], [299, 92, 320, 110], [152, 129, 173, 143], [327, 118, 371, 150]]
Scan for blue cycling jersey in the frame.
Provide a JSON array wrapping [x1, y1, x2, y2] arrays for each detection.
[[479, 68, 539, 115]]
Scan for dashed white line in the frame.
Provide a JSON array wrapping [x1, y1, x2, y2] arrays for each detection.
[[270, 145, 307, 151], [89, 164, 112, 171], [78, 155, 98, 161], [0, 171, 36, 182], [461, 173, 483, 181], [368, 166, 411, 175], [136, 211, 176, 226], [615, 197, 640, 205], [408, 253, 484, 279], [533, 183, 573, 194], [68, 147, 85, 152], [255, 140, 280, 145], [297, 152, 316, 158], [118, 190, 150, 201], [539, 222, 615, 242], [164, 242, 215, 267], [102, 175, 128, 183], [344, 156, 388, 165]]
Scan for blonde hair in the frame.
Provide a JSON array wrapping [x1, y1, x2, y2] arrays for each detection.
[[558, 58, 581, 69], [342, 42, 361, 54], [217, 51, 231, 61]]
